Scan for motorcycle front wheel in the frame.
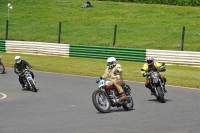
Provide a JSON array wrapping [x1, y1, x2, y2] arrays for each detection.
[[157, 86, 165, 103], [123, 94, 134, 111], [92, 90, 111, 113], [29, 80, 37, 92], [0, 64, 5, 74]]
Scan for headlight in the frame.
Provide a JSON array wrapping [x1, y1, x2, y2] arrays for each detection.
[[152, 72, 158, 78]]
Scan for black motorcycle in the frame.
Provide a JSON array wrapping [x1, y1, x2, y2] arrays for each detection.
[[143, 63, 166, 103], [0, 57, 5, 74], [92, 79, 134, 113]]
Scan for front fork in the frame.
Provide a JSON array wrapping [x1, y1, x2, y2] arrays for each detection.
[[152, 80, 165, 96], [23, 78, 32, 89]]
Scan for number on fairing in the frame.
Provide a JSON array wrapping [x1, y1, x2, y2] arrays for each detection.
[[98, 80, 105, 88], [26, 74, 32, 80]]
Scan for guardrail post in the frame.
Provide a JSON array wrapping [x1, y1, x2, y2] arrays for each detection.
[[58, 22, 61, 43], [5, 20, 9, 40], [113, 24, 117, 47], [181, 26, 185, 51]]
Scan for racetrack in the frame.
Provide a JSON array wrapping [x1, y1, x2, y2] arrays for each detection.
[[0, 68, 200, 133]]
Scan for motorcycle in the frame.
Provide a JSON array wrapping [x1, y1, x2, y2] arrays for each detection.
[[19, 69, 37, 92], [143, 63, 166, 103], [92, 78, 134, 113], [0, 56, 5, 74]]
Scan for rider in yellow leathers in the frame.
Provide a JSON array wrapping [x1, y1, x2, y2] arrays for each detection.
[[141, 56, 167, 95]]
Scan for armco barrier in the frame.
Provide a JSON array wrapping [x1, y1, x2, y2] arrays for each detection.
[[5, 40, 69, 57], [2, 40, 200, 66], [147, 49, 200, 66], [0, 40, 6, 52], [70, 44, 146, 62]]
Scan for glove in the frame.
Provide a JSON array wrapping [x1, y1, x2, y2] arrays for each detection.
[[113, 69, 119, 75], [19, 74, 24, 78], [160, 68, 166, 72], [99, 77, 103, 80], [143, 73, 146, 77], [96, 79, 100, 83]]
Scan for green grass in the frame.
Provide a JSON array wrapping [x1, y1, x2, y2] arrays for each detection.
[[1, 52, 200, 89], [1, 0, 200, 51]]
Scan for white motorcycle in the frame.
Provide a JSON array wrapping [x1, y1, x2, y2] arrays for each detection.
[[19, 69, 37, 92], [92, 78, 134, 113]]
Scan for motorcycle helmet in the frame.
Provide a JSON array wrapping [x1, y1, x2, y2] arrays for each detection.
[[146, 56, 154, 65], [15, 56, 21, 64], [107, 57, 116, 69]]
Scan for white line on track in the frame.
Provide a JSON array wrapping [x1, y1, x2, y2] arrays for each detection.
[[0, 93, 7, 100]]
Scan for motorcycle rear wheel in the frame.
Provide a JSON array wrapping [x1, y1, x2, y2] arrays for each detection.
[[0, 64, 5, 74], [123, 95, 134, 111], [157, 86, 165, 103], [92, 90, 111, 113]]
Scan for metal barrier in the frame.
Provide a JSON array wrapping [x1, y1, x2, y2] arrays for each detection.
[[0, 40, 6, 52], [5, 40, 69, 57], [2, 40, 200, 66], [70, 44, 146, 62], [147, 49, 200, 66]]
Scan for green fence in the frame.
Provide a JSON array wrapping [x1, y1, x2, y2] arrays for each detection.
[[0, 40, 6, 52], [70, 44, 146, 62]]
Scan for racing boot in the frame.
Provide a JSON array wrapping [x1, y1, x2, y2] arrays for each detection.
[[120, 92, 126, 101], [149, 87, 155, 96], [21, 84, 26, 90], [163, 86, 167, 93], [162, 77, 167, 93]]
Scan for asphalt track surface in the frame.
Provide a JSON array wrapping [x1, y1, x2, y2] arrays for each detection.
[[0, 68, 200, 133]]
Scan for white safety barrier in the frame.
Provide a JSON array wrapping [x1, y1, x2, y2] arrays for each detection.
[[6, 40, 69, 57], [4, 40, 200, 66], [147, 49, 200, 66]]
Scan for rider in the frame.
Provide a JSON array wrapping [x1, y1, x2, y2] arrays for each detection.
[[14, 56, 35, 90], [141, 56, 167, 95], [100, 57, 126, 101]]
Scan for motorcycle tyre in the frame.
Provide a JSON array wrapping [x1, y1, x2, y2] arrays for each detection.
[[29, 80, 37, 92], [122, 95, 134, 111], [92, 90, 111, 113], [0, 64, 5, 74], [157, 86, 165, 103]]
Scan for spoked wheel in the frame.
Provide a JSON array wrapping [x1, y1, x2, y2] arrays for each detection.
[[157, 86, 165, 103], [123, 94, 134, 111], [92, 90, 111, 113], [0, 64, 5, 74], [29, 80, 37, 92]]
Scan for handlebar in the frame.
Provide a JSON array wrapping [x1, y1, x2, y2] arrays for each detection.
[[18, 69, 31, 76]]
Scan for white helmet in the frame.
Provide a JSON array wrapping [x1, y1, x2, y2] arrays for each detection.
[[15, 56, 21, 64], [107, 57, 116, 69], [146, 56, 154, 65]]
